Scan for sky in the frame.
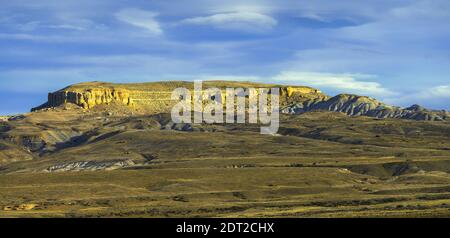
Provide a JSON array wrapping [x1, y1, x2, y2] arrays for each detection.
[[0, 0, 449, 115]]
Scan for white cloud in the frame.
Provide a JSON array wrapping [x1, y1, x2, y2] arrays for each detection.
[[208, 3, 276, 15], [115, 8, 162, 35], [390, 0, 450, 19], [273, 71, 394, 96], [46, 24, 86, 31], [43, 19, 107, 31], [384, 85, 450, 110], [0, 33, 75, 42], [427, 85, 450, 98], [180, 11, 277, 33]]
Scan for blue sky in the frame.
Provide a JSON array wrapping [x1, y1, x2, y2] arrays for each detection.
[[0, 0, 449, 114]]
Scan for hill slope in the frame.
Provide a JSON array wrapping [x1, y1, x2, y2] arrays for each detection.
[[282, 94, 449, 121], [1, 81, 450, 217], [31, 81, 448, 121], [31, 81, 326, 114]]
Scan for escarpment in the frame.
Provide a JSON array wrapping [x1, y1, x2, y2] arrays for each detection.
[[31, 81, 327, 113], [33, 88, 134, 111], [0, 116, 10, 122], [30, 81, 448, 121]]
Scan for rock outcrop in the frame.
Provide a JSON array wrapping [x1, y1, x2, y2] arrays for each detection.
[[30, 81, 448, 121], [282, 94, 449, 121], [280, 86, 322, 97], [31, 81, 327, 113], [43, 159, 136, 172], [33, 88, 133, 111], [3, 204, 39, 211], [0, 116, 9, 122]]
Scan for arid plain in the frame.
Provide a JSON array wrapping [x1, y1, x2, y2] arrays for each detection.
[[1, 81, 450, 217]]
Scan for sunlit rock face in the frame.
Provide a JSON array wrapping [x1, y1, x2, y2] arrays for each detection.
[[30, 81, 448, 121], [31, 81, 328, 113], [33, 88, 133, 110]]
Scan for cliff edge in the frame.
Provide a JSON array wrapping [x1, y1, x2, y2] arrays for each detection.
[[31, 81, 449, 121]]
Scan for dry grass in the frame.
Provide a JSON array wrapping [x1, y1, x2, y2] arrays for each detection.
[[1, 109, 450, 217]]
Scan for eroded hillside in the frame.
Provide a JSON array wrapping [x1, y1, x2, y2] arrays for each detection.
[[31, 81, 449, 121], [0, 81, 450, 218]]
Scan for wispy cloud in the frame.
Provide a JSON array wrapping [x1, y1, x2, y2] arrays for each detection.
[[273, 71, 394, 96], [115, 8, 162, 35], [427, 85, 450, 98], [180, 11, 277, 33], [385, 85, 450, 110], [1, 0, 450, 112], [44, 19, 106, 31]]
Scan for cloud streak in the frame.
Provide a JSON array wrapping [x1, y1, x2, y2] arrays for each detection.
[[384, 85, 450, 110], [180, 12, 277, 33], [427, 85, 450, 98], [115, 8, 162, 35], [1, 0, 450, 113], [273, 71, 394, 97]]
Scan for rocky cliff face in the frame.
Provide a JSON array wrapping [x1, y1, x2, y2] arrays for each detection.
[[31, 81, 327, 113], [30, 81, 448, 121], [282, 94, 449, 121], [0, 116, 10, 122], [32, 88, 133, 111]]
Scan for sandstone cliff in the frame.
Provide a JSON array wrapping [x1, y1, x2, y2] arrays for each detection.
[[31, 81, 327, 113], [0, 116, 10, 122], [33, 87, 133, 111], [30, 81, 448, 121]]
